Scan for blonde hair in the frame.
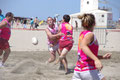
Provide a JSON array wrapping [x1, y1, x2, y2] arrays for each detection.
[[78, 14, 95, 30]]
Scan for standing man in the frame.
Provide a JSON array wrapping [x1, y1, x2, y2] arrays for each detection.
[[0, 12, 14, 67], [0, 9, 5, 22], [30, 18, 34, 30], [34, 17, 39, 29]]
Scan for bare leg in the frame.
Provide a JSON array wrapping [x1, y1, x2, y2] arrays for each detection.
[[0, 49, 3, 56], [2, 48, 11, 64], [61, 57, 68, 73], [47, 51, 56, 63], [0, 50, 3, 61], [57, 49, 64, 70], [102, 77, 106, 80], [55, 48, 69, 73]]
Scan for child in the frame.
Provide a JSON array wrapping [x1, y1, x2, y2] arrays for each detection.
[[72, 14, 111, 80], [55, 14, 74, 74], [0, 12, 14, 67]]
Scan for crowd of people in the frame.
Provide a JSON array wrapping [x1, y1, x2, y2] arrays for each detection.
[[12, 17, 42, 29], [0, 8, 112, 80]]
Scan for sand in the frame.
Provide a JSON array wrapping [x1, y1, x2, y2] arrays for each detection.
[[0, 25, 120, 80], [0, 50, 120, 80]]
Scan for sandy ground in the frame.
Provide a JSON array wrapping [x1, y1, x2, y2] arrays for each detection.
[[0, 25, 120, 80], [0, 50, 120, 80]]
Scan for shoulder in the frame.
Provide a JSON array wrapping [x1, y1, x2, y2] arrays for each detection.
[[85, 31, 94, 36], [45, 28, 50, 32], [84, 32, 94, 41], [1, 20, 7, 25], [45, 28, 48, 31], [0, 20, 8, 28]]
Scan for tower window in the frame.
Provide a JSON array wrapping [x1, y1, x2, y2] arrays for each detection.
[[87, 1, 89, 4], [102, 15, 104, 17]]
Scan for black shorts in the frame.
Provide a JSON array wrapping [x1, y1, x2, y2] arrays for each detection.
[[35, 23, 38, 28]]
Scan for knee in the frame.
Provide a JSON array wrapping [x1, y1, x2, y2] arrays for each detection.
[[102, 77, 106, 80], [0, 53, 3, 56], [5, 49, 11, 54], [51, 57, 56, 61], [0, 51, 3, 56], [59, 56, 65, 61]]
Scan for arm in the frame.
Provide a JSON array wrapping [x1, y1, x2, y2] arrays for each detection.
[[58, 24, 62, 33], [98, 53, 112, 59], [0, 21, 7, 29], [81, 33, 103, 70], [45, 28, 62, 40]]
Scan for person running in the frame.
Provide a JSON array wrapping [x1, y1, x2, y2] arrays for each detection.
[[0, 9, 5, 22], [55, 14, 74, 74], [0, 12, 14, 67], [72, 14, 111, 80], [45, 17, 64, 69]]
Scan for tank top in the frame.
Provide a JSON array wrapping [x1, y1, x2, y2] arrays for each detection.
[[0, 18, 11, 40], [60, 22, 73, 41], [74, 30, 99, 72]]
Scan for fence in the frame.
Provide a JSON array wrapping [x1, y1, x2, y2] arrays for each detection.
[[73, 28, 107, 45]]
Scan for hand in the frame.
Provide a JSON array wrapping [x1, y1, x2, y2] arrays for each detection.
[[103, 53, 112, 59], [95, 59, 103, 71], [50, 44, 54, 47], [58, 32, 64, 36]]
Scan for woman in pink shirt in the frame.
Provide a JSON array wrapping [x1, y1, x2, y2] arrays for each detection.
[[55, 14, 74, 74], [72, 14, 111, 80], [0, 12, 14, 67]]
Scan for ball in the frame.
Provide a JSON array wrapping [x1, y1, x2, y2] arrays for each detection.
[[32, 37, 38, 45]]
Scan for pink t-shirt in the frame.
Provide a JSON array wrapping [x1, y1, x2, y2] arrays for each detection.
[[74, 30, 99, 72], [60, 22, 73, 41], [0, 18, 11, 40]]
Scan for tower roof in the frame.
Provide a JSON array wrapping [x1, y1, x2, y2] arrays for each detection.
[[70, 9, 112, 17]]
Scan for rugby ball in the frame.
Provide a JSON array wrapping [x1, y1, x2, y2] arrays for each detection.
[[32, 37, 38, 45]]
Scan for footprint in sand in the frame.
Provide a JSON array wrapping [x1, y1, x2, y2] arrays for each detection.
[[11, 60, 36, 74]]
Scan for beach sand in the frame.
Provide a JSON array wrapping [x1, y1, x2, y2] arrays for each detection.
[[0, 50, 120, 80], [0, 25, 120, 80]]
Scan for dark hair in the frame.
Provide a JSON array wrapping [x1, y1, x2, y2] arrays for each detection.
[[47, 17, 53, 21], [63, 14, 70, 22], [5, 12, 14, 17], [78, 14, 95, 30]]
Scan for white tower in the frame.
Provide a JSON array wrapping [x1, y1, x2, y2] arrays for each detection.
[[81, 0, 99, 12]]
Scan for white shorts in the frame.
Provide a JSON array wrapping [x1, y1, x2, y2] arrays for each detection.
[[48, 43, 59, 52], [72, 70, 104, 80]]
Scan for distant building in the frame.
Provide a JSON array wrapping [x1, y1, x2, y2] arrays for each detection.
[[14, 16, 32, 20], [70, 0, 113, 28]]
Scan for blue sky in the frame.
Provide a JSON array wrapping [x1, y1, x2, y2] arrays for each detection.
[[0, 0, 120, 21]]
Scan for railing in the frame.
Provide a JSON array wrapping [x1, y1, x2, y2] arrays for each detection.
[[73, 28, 107, 45]]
